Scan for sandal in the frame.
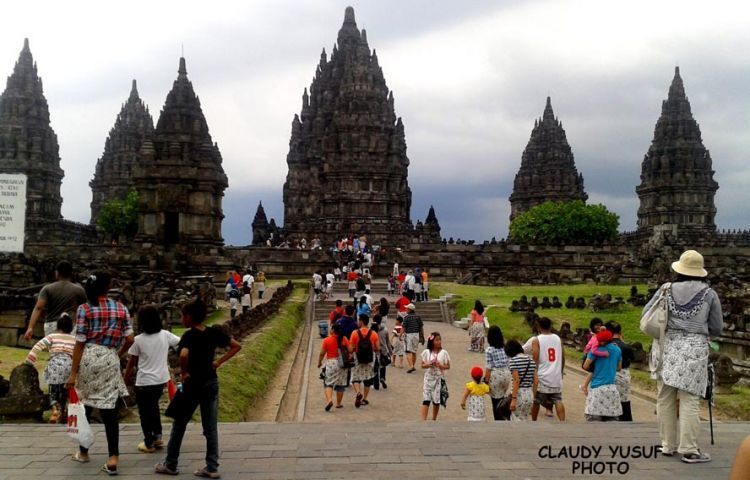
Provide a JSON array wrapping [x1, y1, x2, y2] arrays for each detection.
[[71, 452, 90, 463], [101, 463, 119, 476], [361, 399, 369, 406], [335, 404, 343, 409], [194, 467, 221, 478], [355, 393, 363, 408], [325, 401, 334, 412]]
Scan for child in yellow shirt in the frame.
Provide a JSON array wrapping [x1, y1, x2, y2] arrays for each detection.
[[461, 366, 490, 421]]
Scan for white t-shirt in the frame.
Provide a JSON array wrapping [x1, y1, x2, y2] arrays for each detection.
[[312, 273, 322, 288], [534, 333, 563, 390], [128, 330, 180, 387], [326, 273, 335, 285], [243, 274, 254, 287], [420, 349, 451, 376]]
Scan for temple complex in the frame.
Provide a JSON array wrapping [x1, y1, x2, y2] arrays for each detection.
[[509, 97, 587, 221], [635, 67, 719, 237], [251, 201, 279, 246], [132, 57, 228, 246], [281, 7, 413, 245], [89, 80, 153, 223]]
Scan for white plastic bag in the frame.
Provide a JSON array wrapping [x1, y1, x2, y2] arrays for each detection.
[[67, 388, 94, 449]]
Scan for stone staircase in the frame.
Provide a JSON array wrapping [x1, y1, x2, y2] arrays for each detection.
[[312, 281, 449, 333]]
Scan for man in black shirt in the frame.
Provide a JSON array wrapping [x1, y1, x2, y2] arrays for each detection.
[[606, 321, 635, 421]]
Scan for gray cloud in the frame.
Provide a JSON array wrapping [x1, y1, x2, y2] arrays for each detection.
[[0, 0, 747, 246]]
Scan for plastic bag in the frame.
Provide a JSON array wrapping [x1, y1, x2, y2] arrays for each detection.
[[67, 388, 94, 449]]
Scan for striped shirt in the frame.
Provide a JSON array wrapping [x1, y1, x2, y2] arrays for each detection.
[[76, 297, 133, 348], [402, 314, 423, 334], [485, 346, 510, 369], [25, 332, 76, 365], [509, 354, 535, 388]]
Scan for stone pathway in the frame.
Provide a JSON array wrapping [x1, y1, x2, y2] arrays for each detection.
[[302, 315, 658, 423], [0, 421, 744, 479]]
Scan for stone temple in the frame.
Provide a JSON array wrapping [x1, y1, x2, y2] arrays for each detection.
[[509, 97, 587, 221], [636, 67, 719, 238], [133, 58, 228, 246], [0, 39, 96, 244], [281, 6, 415, 245], [89, 80, 154, 223]]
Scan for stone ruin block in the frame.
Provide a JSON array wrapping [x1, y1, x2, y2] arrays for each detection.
[[0, 363, 49, 420]]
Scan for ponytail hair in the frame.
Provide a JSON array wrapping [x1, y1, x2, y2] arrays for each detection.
[[83, 270, 111, 305]]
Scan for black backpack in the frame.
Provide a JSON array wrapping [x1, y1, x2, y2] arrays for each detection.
[[356, 328, 374, 364]]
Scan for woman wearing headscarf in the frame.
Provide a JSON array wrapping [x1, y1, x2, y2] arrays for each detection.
[[644, 250, 723, 464]]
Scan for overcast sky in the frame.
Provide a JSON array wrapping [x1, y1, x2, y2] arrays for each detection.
[[1, 0, 748, 245]]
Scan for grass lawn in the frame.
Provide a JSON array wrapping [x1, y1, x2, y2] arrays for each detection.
[[216, 285, 307, 421], [430, 281, 651, 347], [0, 345, 48, 388]]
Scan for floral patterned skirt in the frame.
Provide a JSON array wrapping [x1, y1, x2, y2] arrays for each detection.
[[76, 343, 128, 410], [351, 360, 374, 383], [660, 330, 708, 398], [511, 387, 533, 421], [469, 322, 485, 352], [44, 353, 72, 385], [423, 370, 443, 404], [488, 368, 511, 399], [467, 394, 486, 421], [615, 369, 631, 403], [392, 336, 405, 356], [585, 384, 622, 418], [324, 358, 347, 388]]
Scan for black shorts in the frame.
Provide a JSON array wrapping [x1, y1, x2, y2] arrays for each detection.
[[534, 391, 563, 407], [422, 400, 440, 406]]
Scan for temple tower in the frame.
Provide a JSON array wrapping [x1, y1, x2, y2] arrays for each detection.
[[282, 6, 413, 245], [0, 39, 63, 222], [251, 201, 271, 246], [133, 58, 228, 246], [636, 67, 719, 235], [89, 80, 153, 223], [509, 97, 587, 221]]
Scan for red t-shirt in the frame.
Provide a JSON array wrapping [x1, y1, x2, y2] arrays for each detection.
[[347, 271, 358, 282], [396, 296, 410, 313], [349, 327, 380, 353], [321, 335, 349, 359], [329, 306, 345, 323]]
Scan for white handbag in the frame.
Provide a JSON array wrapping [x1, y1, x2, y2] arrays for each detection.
[[640, 283, 671, 340]]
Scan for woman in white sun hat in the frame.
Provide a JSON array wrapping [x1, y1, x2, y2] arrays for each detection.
[[643, 250, 723, 464]]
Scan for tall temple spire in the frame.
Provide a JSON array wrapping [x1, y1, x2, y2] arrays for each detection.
[[635, 67, 718, 234], [251, 201, 272, 245], [89, 80, 154, 223], [0, 38, 64, 222], [508, 96, 587, 221], [282, 7, 413, 246], [133, 57, 228, 246]]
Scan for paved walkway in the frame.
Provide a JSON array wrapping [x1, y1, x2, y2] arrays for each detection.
[[302, 315, 658, 422], [0, 422, 744, 479]]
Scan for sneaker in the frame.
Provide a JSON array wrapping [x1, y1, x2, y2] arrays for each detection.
[[681, 451, 711, 464], [138, 442, 156, 453], [153, 438, 164, 449]]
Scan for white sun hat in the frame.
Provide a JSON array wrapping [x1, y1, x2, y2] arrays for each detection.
[[671, 250, 708, 278]]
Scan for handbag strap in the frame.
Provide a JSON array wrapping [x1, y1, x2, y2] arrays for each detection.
[[519, 357, 532, 385]]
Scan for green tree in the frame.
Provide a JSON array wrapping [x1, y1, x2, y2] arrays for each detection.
[[97, 189, 139, 240], [509, 200, 619, 245]]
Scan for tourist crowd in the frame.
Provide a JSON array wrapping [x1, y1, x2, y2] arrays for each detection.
[[19, 248, 723, 475]]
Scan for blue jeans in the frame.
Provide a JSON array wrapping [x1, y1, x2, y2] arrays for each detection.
[[165, 378, 219, 472]]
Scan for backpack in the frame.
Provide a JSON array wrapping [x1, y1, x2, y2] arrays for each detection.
[[355, 328, 374, 364], [228, 288, 241, 299]]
